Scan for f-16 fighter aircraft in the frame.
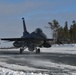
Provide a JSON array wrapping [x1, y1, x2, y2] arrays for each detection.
[[1, 18, 57, 54]]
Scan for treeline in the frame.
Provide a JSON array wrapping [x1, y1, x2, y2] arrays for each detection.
[[48, 20, 76, 43]]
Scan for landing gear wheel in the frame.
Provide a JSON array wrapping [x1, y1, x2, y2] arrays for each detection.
[[36, 48, 40, 54], [20, 49, 24, 54]]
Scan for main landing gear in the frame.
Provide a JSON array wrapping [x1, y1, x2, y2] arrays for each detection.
[[19, 47, 40, 54], [36, 48, 40, 54], [20, 47, 27, 54], [20, 48, 24, 54]]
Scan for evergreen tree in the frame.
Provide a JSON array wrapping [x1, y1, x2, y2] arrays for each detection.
[[64, 21, 70, 39], [57, 26, 64, 39], [69, 25, 73, 42], [71, 20, 76, 43], [48, 19, 60, 39], [48, 19, 76, 43]]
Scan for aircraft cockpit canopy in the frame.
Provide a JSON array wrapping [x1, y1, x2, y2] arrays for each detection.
[[35, 28, 43, 33]]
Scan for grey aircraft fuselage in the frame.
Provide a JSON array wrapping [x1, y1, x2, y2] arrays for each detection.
[[13, 28, 48, 51]]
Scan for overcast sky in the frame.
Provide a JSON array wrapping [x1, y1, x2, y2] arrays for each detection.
[[0, 0, 76, 46]]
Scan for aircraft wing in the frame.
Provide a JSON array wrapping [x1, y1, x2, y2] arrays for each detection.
[[1, 38, 54, 41], [1, 38, 33, 41]]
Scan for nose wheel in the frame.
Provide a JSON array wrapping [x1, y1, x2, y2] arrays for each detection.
[[36, 48, 40, 54]]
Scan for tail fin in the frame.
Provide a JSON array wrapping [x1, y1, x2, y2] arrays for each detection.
[[22, 17, 27, 32], [22, 17, 29, 35]]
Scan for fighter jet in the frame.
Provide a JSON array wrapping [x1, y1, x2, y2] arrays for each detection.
[[1, 17, 54, 54]]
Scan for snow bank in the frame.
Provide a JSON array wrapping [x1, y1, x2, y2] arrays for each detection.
[[0, 61, 49, 75], [41, 44, 76, 54], [0, 67, 48, 75], [0, 61, 48, 71]]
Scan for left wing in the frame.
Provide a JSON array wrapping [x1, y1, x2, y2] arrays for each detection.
[[1, 38, 54, 41]]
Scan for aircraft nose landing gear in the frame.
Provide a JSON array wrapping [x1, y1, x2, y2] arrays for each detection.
[[36, 48, 40, 54]]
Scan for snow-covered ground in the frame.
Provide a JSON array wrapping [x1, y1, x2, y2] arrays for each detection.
[[0, 44, 76, 75], [0, 67, 49, 75], [41, 44, 76, 54]]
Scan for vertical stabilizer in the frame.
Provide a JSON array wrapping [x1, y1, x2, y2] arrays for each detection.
[[22, 17, 27, 32], [22, 17, 29, 36]]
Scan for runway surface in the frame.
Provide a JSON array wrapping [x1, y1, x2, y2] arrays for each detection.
[[0, 47, 76, 75]]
